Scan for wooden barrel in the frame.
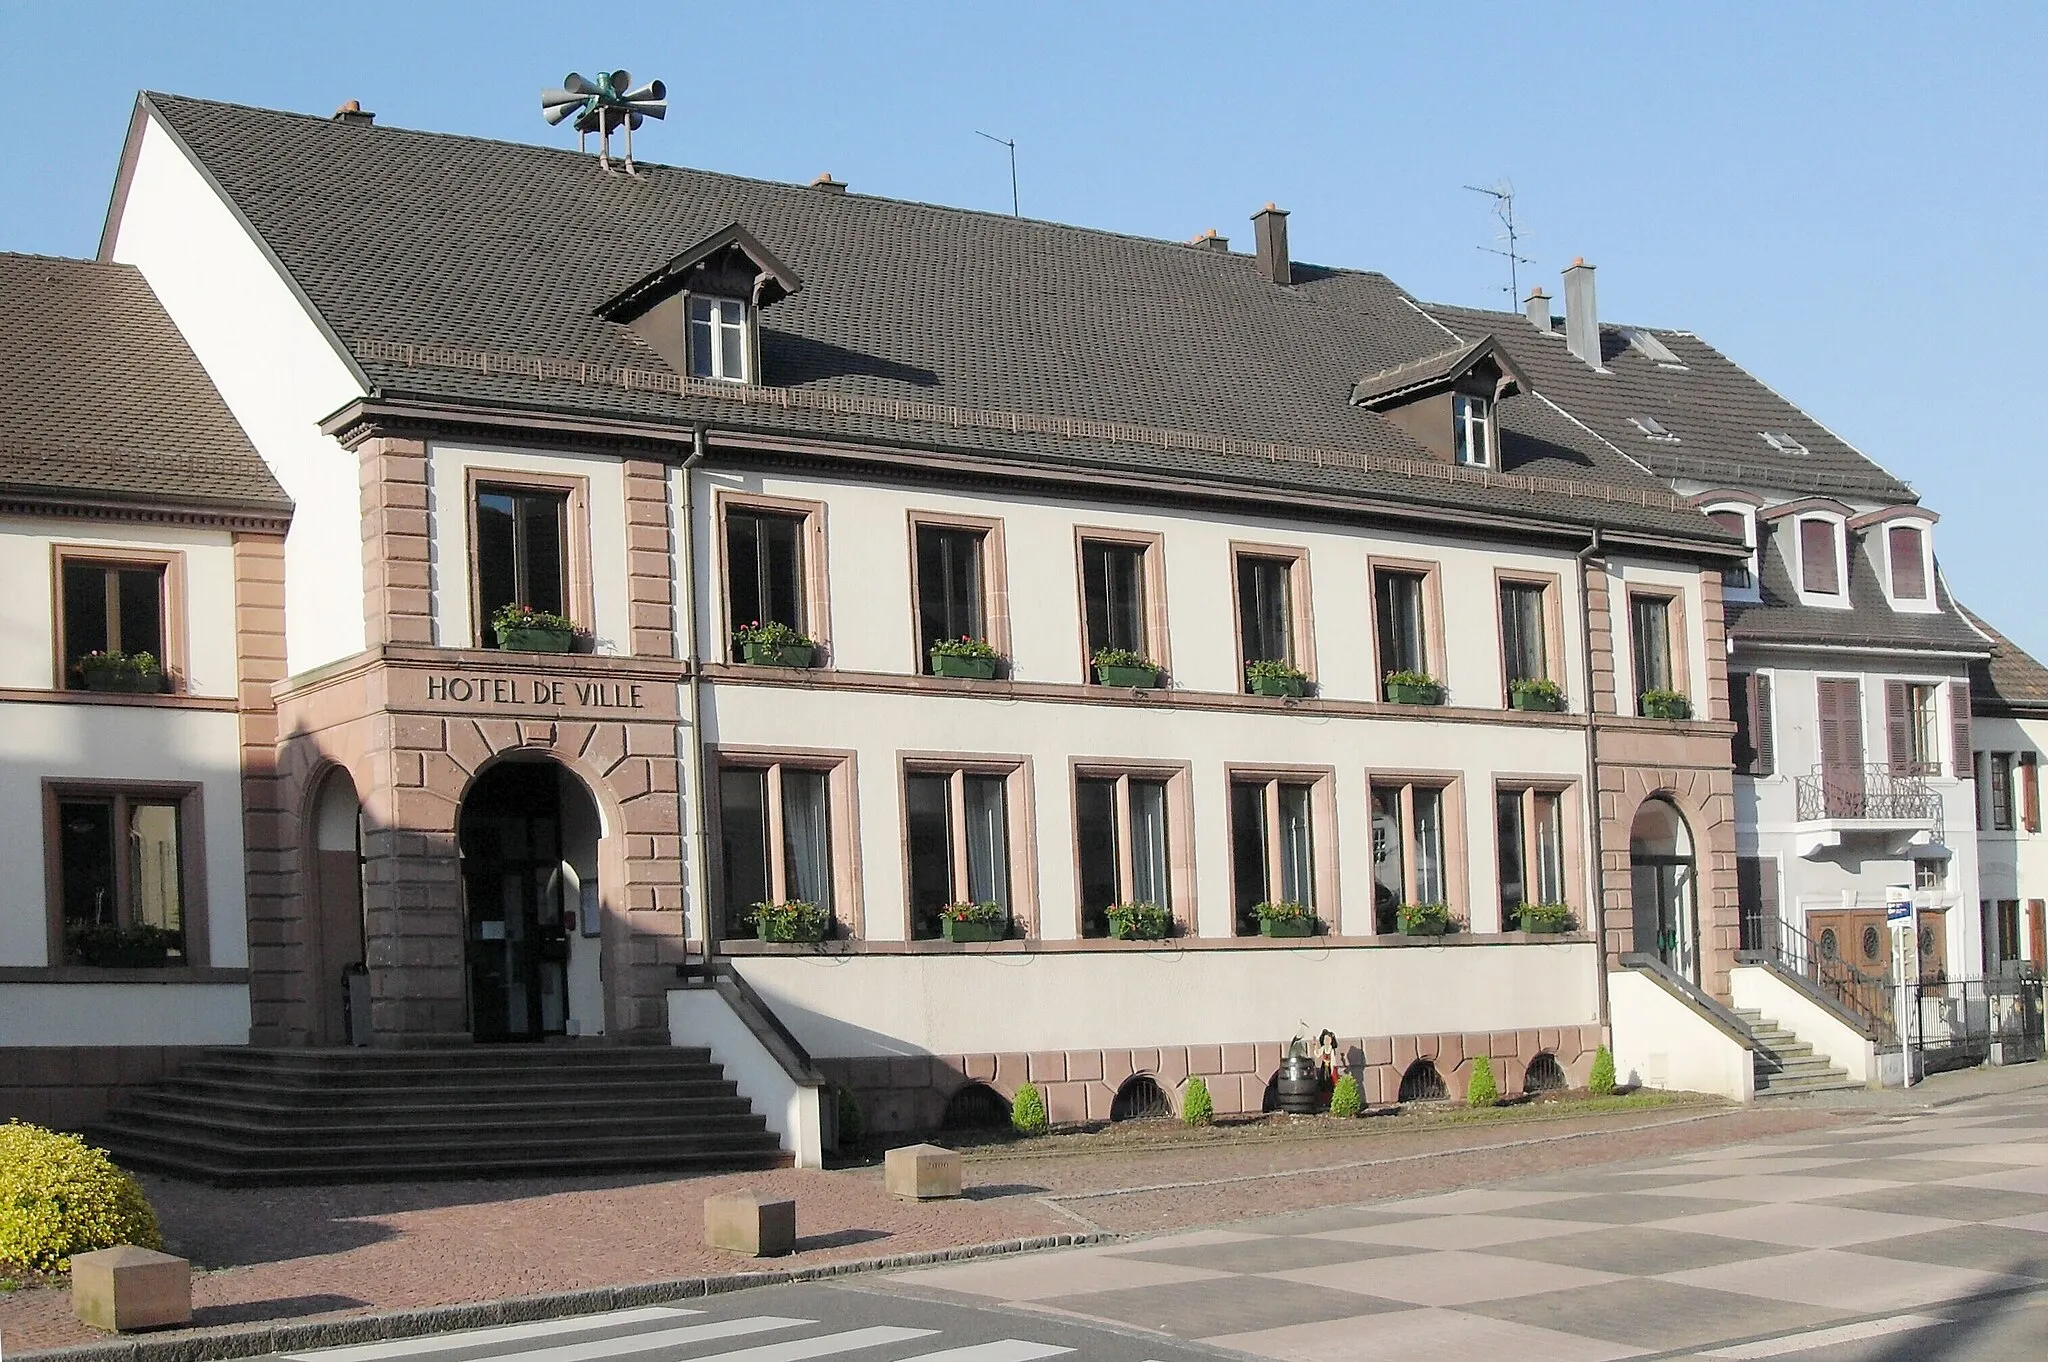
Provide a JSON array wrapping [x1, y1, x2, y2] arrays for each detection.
[[1274, 1055, 1324, 1114]]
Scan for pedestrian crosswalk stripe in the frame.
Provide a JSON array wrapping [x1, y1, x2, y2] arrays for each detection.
[[687, 1326, 939, 1362], [283, 1307, 705, 1362], [461, 1316, 816, 1362], [895, 1342, 1073, 1362]]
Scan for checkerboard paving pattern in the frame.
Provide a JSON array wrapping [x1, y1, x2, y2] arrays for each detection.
[[886, 1088, 2048, 1360]]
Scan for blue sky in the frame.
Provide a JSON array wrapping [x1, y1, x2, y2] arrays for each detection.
[[4, 2, 2043, 656]]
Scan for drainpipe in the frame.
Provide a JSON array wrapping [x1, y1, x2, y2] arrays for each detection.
[[1578, 528, 1613, 1037], [680, 426, 712, 974]]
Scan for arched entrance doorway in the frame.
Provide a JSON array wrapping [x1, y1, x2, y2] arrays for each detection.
[[458, 760, 606, 1042], [1630, 797, 1699, 983], [309, 768, 367, 1046]]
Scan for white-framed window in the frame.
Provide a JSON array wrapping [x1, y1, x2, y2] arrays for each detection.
[[1794, 513, 1850, 607], [1881, 520, 1936, 612], [687, 294, 749, 382], [1452, 394, 1494, 468], [1704, 503, 1760, 601]]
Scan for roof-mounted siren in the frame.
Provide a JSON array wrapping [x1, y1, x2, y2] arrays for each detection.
[[542, 70, 667, 173]]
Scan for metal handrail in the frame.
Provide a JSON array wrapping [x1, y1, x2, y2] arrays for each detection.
[[1793, 763, 1942, 823], [1746, 916, 1895, 1034]]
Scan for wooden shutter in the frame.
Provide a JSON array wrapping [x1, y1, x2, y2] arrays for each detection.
[[1818, 679, 1864, 772], [2023, 752, 2042, 834], [1753, 672, 1775, 776], [1952, 681, 1973, 779], [1885, 681, 1912, 774], [1888, 525, 1927, 600], [1800, 519, 1840, 594]]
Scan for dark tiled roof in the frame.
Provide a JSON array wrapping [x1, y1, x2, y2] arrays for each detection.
[[1723, 517, 1985, 654], [0, 253, 287, 512], [1959, 606, 2048, 715], [1421, 302, 1916, 501], [135, 94, 1723, 543]]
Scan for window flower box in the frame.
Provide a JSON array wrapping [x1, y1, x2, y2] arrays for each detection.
[[1509, 678, 1565, 712], [941, 901, 1007, 942], [75, 651, 164, 693], [1383, 671, 1444, 706], [735, 621, 817, 668], [1397, 901, 1452, 936], [1639, 689, 1691, 720], [930, 637, 1000, 680], [1254, 900, 1317, 937], [64, 923, 182, 968], [492, 605, 578, 653], [1106, 901, 1170, 940], [1246, 660, 1306, 698], [754, 900, 831, 943], [1092, 648, 1160, 689], [1518, 902, 1576, 935]]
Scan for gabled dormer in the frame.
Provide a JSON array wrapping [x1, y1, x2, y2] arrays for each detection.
[[1849, 505, 1940, 614], [1351, 336, 1527, 470], [596, 223, 803, 385]]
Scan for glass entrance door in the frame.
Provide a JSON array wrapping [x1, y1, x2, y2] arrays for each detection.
[[1633, 858, 1698, 981], [459, 763, 570, 1041]]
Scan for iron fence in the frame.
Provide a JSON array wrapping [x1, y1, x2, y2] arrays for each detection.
[[1907, 975, 2046, 1073]]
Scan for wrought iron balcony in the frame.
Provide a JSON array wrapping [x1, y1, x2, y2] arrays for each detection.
[[1794, 764, 1943, 824]]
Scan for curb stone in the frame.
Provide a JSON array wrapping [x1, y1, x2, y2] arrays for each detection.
[[15, 1232, 1121, 1362]]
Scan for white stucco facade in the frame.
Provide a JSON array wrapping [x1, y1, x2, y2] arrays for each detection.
[[1975, 711, 2048, 968]]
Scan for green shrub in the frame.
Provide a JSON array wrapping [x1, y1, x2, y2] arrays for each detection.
[[1011, 1082, 1048, 1135], [1589, 1046, 1617, 1096], [0, 1122, 161, 1275], [1328, 1073, 1362, 1118], [1181, 1075, 1213, 1126], [1466, 1055, 1499, 1108], [835, 1087, 864, 1148]]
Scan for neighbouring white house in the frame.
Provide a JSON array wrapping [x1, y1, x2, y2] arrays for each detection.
[[1966, 608, 2048, 975]]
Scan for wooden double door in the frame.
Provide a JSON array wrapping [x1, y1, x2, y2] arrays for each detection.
[[1809, 907, 1949, 990]]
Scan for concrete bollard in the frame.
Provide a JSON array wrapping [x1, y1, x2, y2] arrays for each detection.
[[884, 1142, 963, 1200], [704, 1189, 797, 1257], [69, 1245, 193, 1332]]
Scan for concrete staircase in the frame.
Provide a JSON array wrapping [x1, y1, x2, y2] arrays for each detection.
[[1734, 1008, 1863, 1097], [86, 1046, 791, 1185]]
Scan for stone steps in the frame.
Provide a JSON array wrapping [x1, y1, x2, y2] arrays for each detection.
[[1734, 1008, 1866, 1098], [85, 1046, 791, 1185]]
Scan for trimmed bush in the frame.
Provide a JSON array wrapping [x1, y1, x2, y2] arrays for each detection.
[[0, 1122, 161, 1275], [1181, 1075, 1214, 1127], [1466, 1055, 1499, 1108], [835, 1086, 865, 1148], [1328, 1073, 1362, 1118], [1589, 1046, 1617, 1096], [1011, 1082, 1049, 1135]]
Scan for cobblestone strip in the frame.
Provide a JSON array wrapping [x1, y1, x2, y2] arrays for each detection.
[[14, 1233, 1119, 1362]]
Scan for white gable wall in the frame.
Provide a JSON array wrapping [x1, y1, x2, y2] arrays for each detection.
[[106, 112, 368, 675]]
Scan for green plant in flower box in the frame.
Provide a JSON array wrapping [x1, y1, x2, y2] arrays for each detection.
[[1254, 899, 1317, 938], [754, 899, 831, 943], [1639, 687, 1691, 720], [929, 636, 1001, 679], [1509, 676, 1565, 712], [1517, 901, 1575, 934], [1397, 901, 1452, 936], [73, 650, 164, 693], [491, 603, 580, 653], [1092, 647, 1160, 689], [941, 899, 1007, 942], [1106, 900, 1170, 940], [1382, 669, 1444, 705], [1245, 658, 1306, 697], [733, 619, 817, 668]]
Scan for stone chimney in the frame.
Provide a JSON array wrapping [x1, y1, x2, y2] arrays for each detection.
[[1524, 286, 1553, 334], [1252, 204, 1291, 285], [1563, 258, 1600, 368], [1187, 228, 1230, 253], [332, 100, 375, 126], [810, 172, 847, 194]]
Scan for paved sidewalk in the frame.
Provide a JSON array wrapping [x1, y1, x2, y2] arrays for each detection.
[[883, 1080, 2048, 1360], [0, 1100, 1837, 1355]]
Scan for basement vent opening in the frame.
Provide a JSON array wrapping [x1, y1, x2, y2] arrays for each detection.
[[941, 1082, 1012, 1130], [1761, 430, 1809, 456], [1398, 1059, 1448, 1103], [1631, 415, 1680, 443], [1523, 1052, 1568, 1094], [1110, 1074, 1174, 1121]]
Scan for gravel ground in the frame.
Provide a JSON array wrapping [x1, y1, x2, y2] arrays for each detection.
[[0, 1100, 1839, 1354]]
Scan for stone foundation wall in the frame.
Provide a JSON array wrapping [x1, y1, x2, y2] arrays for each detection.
[[0, 1047, 209, 1129], [819, 1024, 1607, 1134]]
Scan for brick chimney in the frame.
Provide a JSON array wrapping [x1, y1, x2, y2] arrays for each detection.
[[332, 100, 375, 126], [1524, 286, 1553, 334], [1187, 228, 1230, 253], [1252, 204, 1291, 285], [1563, 258, 1601, 368]]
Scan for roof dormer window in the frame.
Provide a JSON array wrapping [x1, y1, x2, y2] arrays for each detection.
[[687, 294, 749, 383], [1452, 393, 1494, 468], [1795, 513, 1850, 607], [1887, 524, 1928, 603], [1705, 504, 1760, 601]]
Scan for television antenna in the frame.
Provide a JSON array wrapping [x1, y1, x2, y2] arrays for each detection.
[[975, 130, 1019, 217], [1465, 180, 1533, 301], [543, 70, 668, 173]]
